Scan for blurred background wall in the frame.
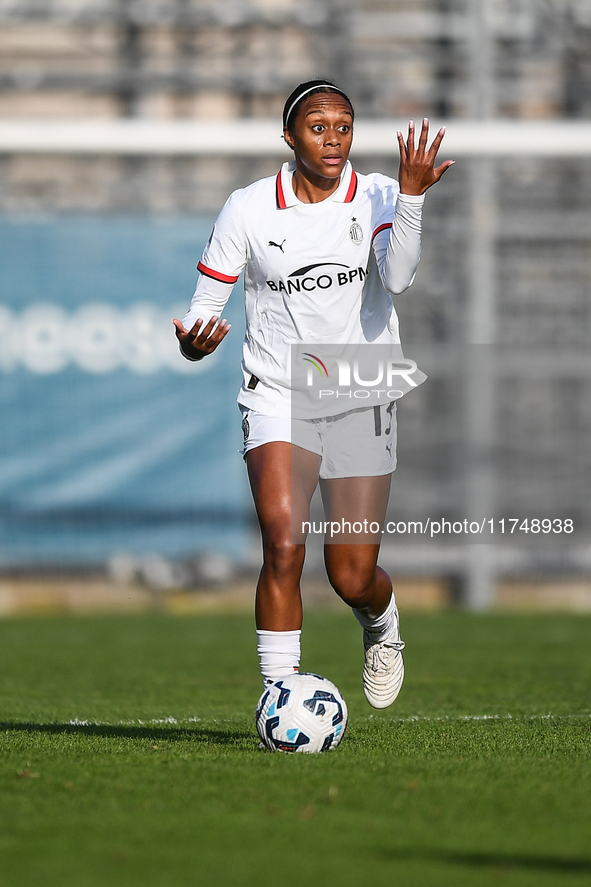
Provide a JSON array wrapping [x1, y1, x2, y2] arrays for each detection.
[[1, 0, 590, 610]]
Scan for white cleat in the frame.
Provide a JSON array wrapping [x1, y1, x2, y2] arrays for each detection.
[[362, 609, 405, 709]]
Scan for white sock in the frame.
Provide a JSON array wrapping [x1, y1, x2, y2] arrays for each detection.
[[353, 593, 396, 641], [256, 629, 301, 687]]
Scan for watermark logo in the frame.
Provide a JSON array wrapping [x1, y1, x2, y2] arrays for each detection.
[[293, 343, 427, 419], [302, 352, 329, 383]]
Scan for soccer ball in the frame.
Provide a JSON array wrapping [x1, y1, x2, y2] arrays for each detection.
[[256, 672, 348, 753]]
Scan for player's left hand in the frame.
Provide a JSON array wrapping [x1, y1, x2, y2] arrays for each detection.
[[397, 118, 454, 196], [172, 314, 231, 360]]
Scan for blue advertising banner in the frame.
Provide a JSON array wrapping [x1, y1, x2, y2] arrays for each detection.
[[0, 215, 251, 568]]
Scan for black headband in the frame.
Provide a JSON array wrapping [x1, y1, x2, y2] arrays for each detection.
[[282, 82, 353, 129]]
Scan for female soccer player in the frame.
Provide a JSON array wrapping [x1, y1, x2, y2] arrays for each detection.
[[173, 80, 452, 708]]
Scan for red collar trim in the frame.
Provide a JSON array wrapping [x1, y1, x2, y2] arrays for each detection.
[[276, 171, 287, 209], [344, 169, 358, 203], [276, 164, 356, 207]]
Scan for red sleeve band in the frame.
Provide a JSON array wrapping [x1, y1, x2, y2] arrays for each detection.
[[372, 223, 392, 240], [197, 261, 239, 284]]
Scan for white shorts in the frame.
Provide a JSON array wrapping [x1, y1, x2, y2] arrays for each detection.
[[239, 403, 397, 479]]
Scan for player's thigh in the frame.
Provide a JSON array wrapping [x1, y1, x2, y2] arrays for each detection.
[[319, 473, 392, 545], [246, 442, 321, 543]]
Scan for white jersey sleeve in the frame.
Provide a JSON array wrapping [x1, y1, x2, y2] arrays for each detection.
[[372, 192, 425, 295], [181, 190, 248, 333]]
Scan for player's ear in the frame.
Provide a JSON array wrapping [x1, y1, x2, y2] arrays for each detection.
[[283, 128, 295, 151]]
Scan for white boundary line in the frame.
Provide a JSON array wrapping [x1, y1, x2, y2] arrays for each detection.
[[1, 118, 591, 156], [53, 713, 591, 727], [370, 713, 591, 722]]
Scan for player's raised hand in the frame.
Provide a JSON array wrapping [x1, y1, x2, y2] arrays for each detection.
[[397, 118, 454, 196], [172, 315, 231, 360]]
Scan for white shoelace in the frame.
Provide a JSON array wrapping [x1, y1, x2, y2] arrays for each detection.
[[367, 639, 405, 673]]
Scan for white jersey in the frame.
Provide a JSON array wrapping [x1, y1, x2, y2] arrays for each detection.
[[182, 159, 425, 417]]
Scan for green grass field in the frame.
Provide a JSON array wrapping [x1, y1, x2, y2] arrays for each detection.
[[1, 610, 590, 887]]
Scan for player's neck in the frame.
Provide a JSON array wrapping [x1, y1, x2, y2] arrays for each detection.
[[291, 165, 341, 204]]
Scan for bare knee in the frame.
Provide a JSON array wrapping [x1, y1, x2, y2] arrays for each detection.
[[327, 564, 375, 608], [262, 533, 305, 578]]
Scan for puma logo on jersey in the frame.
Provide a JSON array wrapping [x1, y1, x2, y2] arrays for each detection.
[[269, 239, 286, 252]]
